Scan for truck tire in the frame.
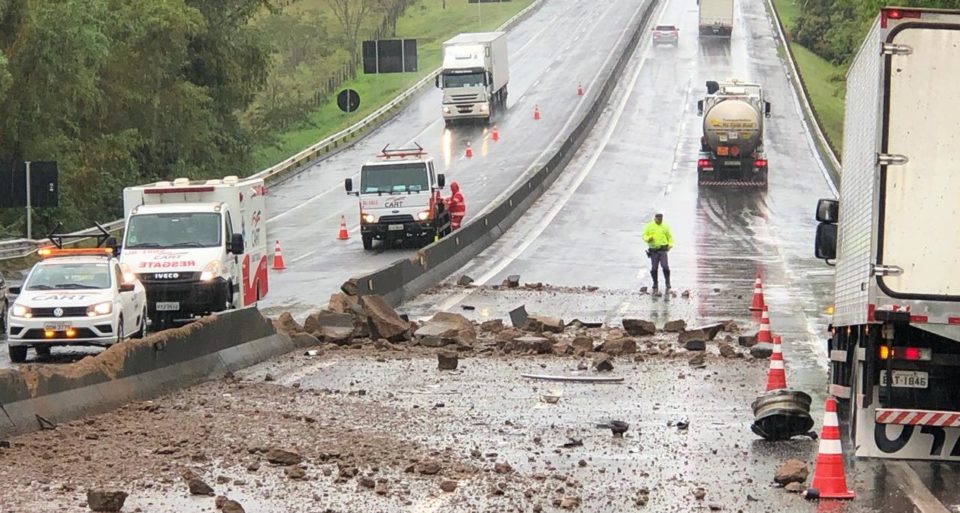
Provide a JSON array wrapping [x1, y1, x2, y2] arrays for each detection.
[[362, 234, 374, 250], [34, 345, 51, 357], [8, 345, 27, 363]]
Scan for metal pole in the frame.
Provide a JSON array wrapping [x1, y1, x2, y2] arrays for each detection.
[[25, 161, 31, 240]]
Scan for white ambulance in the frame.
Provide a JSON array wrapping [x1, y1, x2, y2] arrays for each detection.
[[120, 176, 268, 328]]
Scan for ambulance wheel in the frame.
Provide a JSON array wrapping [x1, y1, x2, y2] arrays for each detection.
[[362, 234, 374, 250], [8, 345, 27, 363]]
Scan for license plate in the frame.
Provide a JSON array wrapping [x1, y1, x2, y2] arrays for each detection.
[[388, 224, 404, 231], [880, 370, 929, 389], [44, 322, 70, 331], [156, 302, 180, 312]]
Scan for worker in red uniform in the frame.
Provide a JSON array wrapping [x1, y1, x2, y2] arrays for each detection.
[[446, 181, 466, 230]]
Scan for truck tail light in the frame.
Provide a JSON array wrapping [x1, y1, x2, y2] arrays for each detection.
[[882, 8, 921, 27], [879, 345, 932, 361], [754, 159, 767, 167], [698, 159, 712, 169]]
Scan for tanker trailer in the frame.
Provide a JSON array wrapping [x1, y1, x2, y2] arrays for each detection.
[[696, 79, 771, 186]]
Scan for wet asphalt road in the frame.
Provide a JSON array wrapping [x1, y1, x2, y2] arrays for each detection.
[[398, 0, 960, 509], [258, 0, 653, 318]]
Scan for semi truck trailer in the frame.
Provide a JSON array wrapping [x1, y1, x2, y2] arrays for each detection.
[[699, 0, 734, 37], [814, 7, 960, 461]]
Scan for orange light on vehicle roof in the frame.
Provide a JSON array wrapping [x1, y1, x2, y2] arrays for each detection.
[[38, 247, 113, 259]]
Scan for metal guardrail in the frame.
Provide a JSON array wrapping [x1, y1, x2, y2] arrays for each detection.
[[0, 0, 544, 263], [765, 0, 841, 190]]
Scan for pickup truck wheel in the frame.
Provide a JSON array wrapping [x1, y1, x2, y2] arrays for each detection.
[[132, 309, 147, 339], [34, 345, 51, 357], [362, 234, 374, 250], [115, 316, 124, 345], [0, 299, 6, 332], [8, 345, 27, 363]]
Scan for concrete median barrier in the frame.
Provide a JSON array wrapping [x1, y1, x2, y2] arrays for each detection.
[[0, 307, 292, 438], [353, 0, 658, 306]]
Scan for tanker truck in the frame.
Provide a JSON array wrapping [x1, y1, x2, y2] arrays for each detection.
[[696, 79, 771, 186]]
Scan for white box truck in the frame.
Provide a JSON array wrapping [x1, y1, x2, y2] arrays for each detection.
[[120, 176, 268, 329], [698, 0, 734, 37], [437, 32, 509, 124], [814, 7, 960, 460]]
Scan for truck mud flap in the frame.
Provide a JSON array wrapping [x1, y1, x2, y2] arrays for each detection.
[[698, 180, 768, 187]]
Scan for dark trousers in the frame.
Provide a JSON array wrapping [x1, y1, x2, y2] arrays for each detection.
[[649, 248, 671, 288]]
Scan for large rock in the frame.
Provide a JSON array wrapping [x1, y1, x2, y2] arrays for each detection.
[[273, 312, 303, 335], [774, 459, 809, 485], [340, 278, 360, 296], [480, 319, 505, 333], [437, 350, 459, 370], [718, 342, 737, 358], [571, 336, 595, 354], [622, 319, 656, 337], [290, 332, 321, 348], [684, 339, 706, 351], [415, 312, 476, 347], [678, 329, 708, 346], [265, 448, 303, 466], [663, 320, 687, 333], [304, 311, 355, 344], [689, 322, 724, 341], [750, 344, 773, 359], [222, 500, 246, 513], [87, 490, 127, 512], [552, 341, 573, 355], [504, 336, 553, 355], [598, 338, 637, 356], [527, 315, 565, 334], [495, 329, 523, 344], [360, 295, 411, 342], [329, 293, 363, 316], [182, 470, 214, 496], [593, 353, 614, 372], [738, 334, 758, 347], [721, 319, 739, 333]]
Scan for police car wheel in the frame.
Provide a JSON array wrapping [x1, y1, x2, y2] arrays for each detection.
[[132, 310, 147, 339], [8, 345, 27, 363], [115, 316, 124, 344], [0, 299, 6, 331]]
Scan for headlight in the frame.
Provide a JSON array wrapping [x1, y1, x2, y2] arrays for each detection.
[[200, 260, 221, 282], [417, 210, 431, 221], [361, 213, 376, 224], [86, 301, 112, 317], [478, 102, 489, 113], [120, 264, 137, 284], [443, 106, 451, 114], [12, 304, 31, 318]]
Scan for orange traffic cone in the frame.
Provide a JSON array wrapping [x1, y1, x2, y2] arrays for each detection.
[[577, 82, 584, 96], [272, 240, 286, 270], [465, 141, 473, 158], [337, 215, 349, 240], [749, 275, 765, 311], [756, 305, 773, 343], [533, 105, 541, 121], [491, 126, 499, 142], [765, 335, 787, 391], [806, 397, 856, 500]]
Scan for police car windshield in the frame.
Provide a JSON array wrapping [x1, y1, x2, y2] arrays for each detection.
[[360, 164, 429, 194], [25, 263, 111, 290], [125, 213, 222, 249]]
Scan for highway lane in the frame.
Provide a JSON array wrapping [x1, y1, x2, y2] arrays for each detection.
[[399, 0, 960, 510], [259, 0, 655, 318]]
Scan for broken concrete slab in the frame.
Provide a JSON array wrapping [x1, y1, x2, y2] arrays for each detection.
[[437, 350, 459, 371], [689, 322, 724, 341], [273, 312, 303, 335], [504, 275, 521, 288], [480, 319, 505, 333], [328, 293, 363, 316], [593, 354, 614, 372], [509, 305, 529, 328], [504, 336, 553, 355], [340, 279, 360, 297], [304, 311, 355, 344], [552, 342, 573, 355], [359, 295, 411, 342], [598, 337, 637, 356], [415, 312, 476, 347], [663, 320, 687, 333], [571, 336, 595, 354], [457, 274, 475, 286], [738, 334, 758, 347], [750, 344, 773, 359], [86, 490, 127, 512], [527, 315, 565, 334], [622, 319, 656, 337]]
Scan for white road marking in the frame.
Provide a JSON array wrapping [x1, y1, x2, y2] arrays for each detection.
[[288, 250, 318, 264], [887, 462, 952, 513]]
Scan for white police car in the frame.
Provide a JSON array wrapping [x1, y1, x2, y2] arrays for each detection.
[[5, 247, 147, 363]]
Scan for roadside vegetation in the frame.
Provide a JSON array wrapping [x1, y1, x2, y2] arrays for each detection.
[[773, 0, 960, 157], [0, 0, 531, 239]]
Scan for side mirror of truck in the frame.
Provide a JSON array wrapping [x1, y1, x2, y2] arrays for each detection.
[[437, 173, 446, 189], [229, 233, 244, 255], [706, 81, 720, 94], [765, 101, 772, 118], [816, 198, 839, 223], [697, 100, 704, 116], [119, 282, 136, 293], [435, 75, 440, 88], [8, 286, 20, 295], [345, 177, 354, 193], [815, 223, 838, 262]]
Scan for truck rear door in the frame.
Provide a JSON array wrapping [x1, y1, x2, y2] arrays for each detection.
[[878, 22, 960, 299]]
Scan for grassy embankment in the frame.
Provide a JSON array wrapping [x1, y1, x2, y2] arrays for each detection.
[[771, 0, 845, 156], [252, 0, 535, 170]]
